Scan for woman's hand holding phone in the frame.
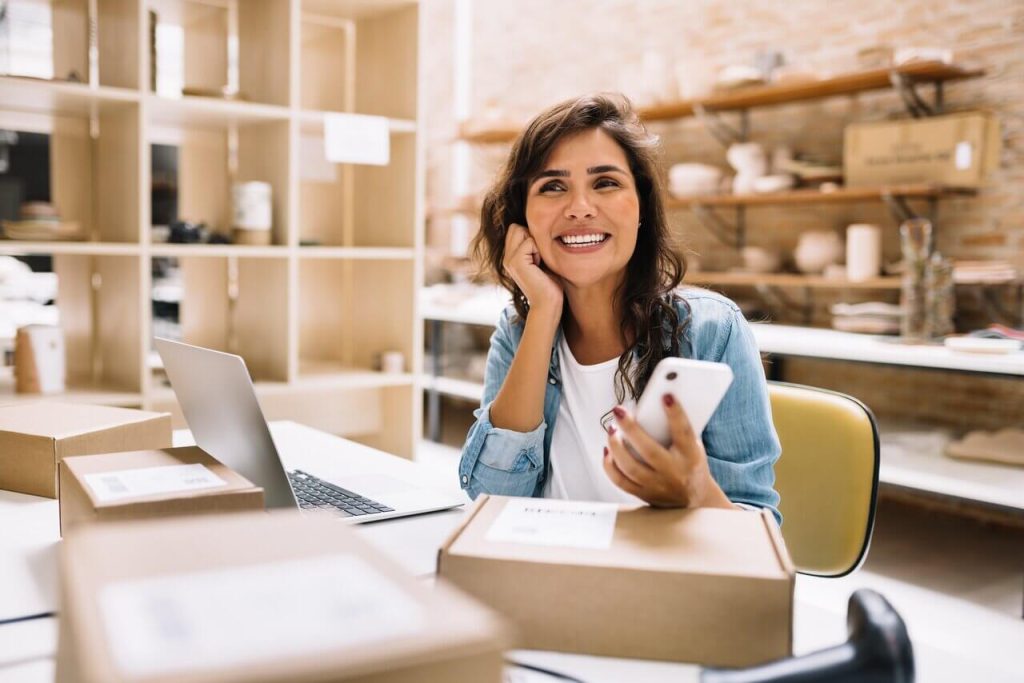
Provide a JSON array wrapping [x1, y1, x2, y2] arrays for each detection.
[[602, 397, 733, 510], [503, 223, 563, 319]]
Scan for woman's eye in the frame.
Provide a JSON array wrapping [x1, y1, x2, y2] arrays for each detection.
[[539, 180, 565, 193], [595, 177, 620, 189]]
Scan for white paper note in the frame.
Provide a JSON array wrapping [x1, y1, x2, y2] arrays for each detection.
[[324, 112, 390, 166], [83, 464, 227, 502], [485, 498, 619, 550], [100, 553, 424, 677], [300, 134, 338, 183]]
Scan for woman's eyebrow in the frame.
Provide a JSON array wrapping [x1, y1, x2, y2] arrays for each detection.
[[587, 164, 627, 175], [535, 169, 569, 179]]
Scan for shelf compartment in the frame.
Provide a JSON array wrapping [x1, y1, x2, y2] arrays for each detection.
[[26, 103, 144, 243], [299, 131, 415, 248], [149, 0, 292, 106], [300, 0, 418, 120], [667, 184, 976, 209], [298, 258, 414, 378], [167, 255, 290, 382], [686, 272, 901, 290], [157, 120, 291, 245], [421, 373, 484, 404], [53, 254, 144, 394]]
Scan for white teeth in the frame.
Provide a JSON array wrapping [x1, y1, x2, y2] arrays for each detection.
[[560, 234, 607, 247]]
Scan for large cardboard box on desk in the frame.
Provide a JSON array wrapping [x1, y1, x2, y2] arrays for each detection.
[[843, 111, 1000, 188], [57, 511, 510, 683], [59, 446, 265, 534], [0, 402, 172, 498], [437, 495, 794, 667]]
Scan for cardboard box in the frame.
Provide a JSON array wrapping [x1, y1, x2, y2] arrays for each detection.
[[57, 511, 510, 683], [59, 446, 265, 534], [437, 495, 794, 667], [843, 111, 1000, 188], [0, 402, 172, 498]]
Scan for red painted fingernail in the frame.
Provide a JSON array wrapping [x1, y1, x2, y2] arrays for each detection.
[[663, 393, 675, 407], [612, 406, 626, 419], [603, 446, 609, 457], [607, 425, 617, 435]]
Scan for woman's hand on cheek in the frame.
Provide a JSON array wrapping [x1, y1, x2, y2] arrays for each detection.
[[602, 397, 732, 509], [502, 223, 564, 318]]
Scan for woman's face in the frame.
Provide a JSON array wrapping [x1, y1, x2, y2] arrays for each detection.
[[524, 127, 641, 290]]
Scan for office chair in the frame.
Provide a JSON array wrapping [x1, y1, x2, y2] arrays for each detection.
[[769, 381, 880, 577]]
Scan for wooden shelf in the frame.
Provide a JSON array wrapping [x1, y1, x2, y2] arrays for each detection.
[[297, 246, 416, 260], [0, 241, 142, 256], [687, 272, 901, 290], [668, 184, 976, 208], [0, 374, 142, 408], [0, 77, 139, 117], [456, 61, 983, 143], [641, 61, 983, 119], [147, 95, 291, 128], [297, 361, 414, 391], [150, 244, 290, 258], [421, 374, 484, 403], [298, 110, 417, 134]]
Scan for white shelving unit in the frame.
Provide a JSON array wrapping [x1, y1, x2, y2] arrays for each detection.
[[420, 284, 1024, 511], [0, 0, 424, 458]]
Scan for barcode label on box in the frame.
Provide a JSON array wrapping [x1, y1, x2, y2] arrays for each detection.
[[100, 554, 425, 677], [485, 498, 618, 550], [83, 464, 227, 502]]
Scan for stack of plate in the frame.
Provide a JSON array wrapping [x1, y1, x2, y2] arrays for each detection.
[[1, 219, 82, 241], [1, 201, 83, 241], [831, 301, 902, 334]]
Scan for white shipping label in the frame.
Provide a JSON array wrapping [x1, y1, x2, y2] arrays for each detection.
[[100, 554, 425, 677], [485, 498, 618, 550], [84, 464, 227, 502], [324, 112, 390, 166], [954, 141, 973, 170]]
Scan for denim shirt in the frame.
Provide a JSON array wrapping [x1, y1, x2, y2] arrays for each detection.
[[458, 286, 782, 524]]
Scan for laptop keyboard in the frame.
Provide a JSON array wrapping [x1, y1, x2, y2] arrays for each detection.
[[287, 470, 394, 517]]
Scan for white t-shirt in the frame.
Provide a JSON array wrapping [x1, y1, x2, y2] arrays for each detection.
[[543, 335, 644, 504]]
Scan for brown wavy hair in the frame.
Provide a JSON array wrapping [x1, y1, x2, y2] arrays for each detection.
[[471, 92, 688, 402]]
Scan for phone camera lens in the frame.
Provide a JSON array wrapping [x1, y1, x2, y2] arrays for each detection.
[[666, 372, 677, 380]]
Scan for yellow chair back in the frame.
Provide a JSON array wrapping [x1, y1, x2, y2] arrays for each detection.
[[769, 382, 879, 577]]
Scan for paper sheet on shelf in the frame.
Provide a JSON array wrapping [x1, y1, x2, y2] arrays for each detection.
[[324, 113, 390, 166]]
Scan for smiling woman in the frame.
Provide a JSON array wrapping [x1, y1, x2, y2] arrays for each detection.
[[459, 93, 781, 521]]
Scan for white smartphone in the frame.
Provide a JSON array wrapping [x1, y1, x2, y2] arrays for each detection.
[[632, 357, 734, 447]]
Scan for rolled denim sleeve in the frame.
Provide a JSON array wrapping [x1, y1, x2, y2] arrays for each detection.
[[700, 307, 782, 524], [458, 309, 546, 499]]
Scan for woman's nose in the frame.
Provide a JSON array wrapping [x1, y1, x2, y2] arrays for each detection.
[[564, 190, 596, 220]]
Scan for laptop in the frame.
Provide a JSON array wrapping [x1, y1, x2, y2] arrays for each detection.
[[154, 337, 465, 523]]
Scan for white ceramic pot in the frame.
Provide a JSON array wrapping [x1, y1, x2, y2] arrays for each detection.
[[794, 231, 843, 274]]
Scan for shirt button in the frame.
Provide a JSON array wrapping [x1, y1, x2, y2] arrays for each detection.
[[461, 475, 468, 484], [548, 377, 557, 385]]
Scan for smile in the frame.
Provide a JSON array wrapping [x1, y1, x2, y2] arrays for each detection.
[[556, 233, 609, 248]]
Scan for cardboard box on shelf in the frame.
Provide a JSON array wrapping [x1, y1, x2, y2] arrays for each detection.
[[57, 511, 510, 683], [59, 446, 265, 534], [437, 495, 794, 667], [843, 111, 1000, 188], [0, 402, 172, 498]]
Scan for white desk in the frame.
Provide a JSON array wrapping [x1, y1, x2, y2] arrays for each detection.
[[1, 422, 1021, 683]]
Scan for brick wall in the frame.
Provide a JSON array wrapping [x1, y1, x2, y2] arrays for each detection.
[[421, 0, 1023, 431]]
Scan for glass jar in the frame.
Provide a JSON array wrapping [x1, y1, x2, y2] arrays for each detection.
[[899, 218, 932, 342]]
